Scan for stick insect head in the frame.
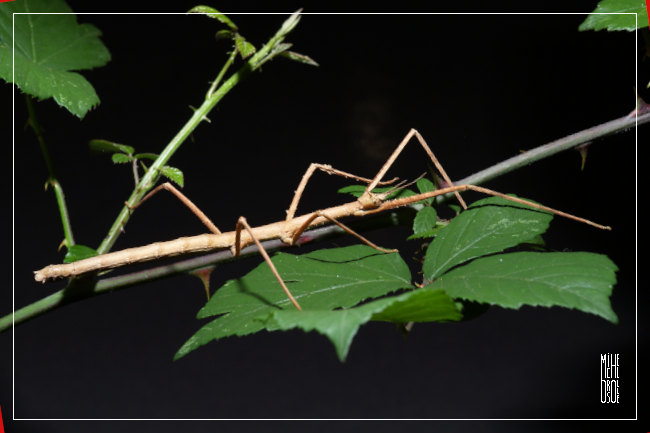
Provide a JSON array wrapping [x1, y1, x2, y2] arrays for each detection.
[[357, 174, 426, 210], [357, 190, 384, 209]]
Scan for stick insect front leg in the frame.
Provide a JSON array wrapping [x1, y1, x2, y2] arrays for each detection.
[[132, 182, 306, 309], [132, 182, 222, 235]]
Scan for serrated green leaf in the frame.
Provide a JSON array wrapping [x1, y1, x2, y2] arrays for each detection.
[[337, 185, 373, 198], [266, 300, 395, 362], [416, 177, 436, 205], [160, 165, 184, 187], [187, 5, 238, 31], [278, 9, 302, 35], [433, 252, 618, 323], [416, 178, 436, 194], [89, 139, 134, 155], [111, 153, 133, 164], [270, 42, 292, 55], [338, 185, 416, 200], [423, 196, 553, 281], [412, 206, 438, 237], [370, 287, 462, 324], [133, 152, 159, 161], [63, 244, 99, 263], [447, 204, 461, 215], [266, 287, 461, 361], [578, 0, 648, 31], [0, 0, 110, 118], [175, 245, 412, 360], [215, 29, 234, 41], [279, 50, 319, 67], [234, 33, 256, 59], [406, 226, 445, 240]]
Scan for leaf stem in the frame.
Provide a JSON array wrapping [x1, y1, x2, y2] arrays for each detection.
[[206, 48, 237, 99], [25, 95, 75, 246]]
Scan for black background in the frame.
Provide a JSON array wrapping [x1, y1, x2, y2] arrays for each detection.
[[3, 0, 646, 431]]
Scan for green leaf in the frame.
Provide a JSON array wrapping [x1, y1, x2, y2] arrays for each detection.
[[187, 5, 238, 31], [234, 33, 256, 59], [448, 204, 461, 215], [266, 299, 396, 362], [416, 178, 436, 193], [338, 185, 416, 200], [433, 252, 618, 323], [266, 287, 461, 361], [279, 50, 319, 67], [63, 244, 99, 263], [133, 152, 159, 161], [411, 206, 438, 237], [0, 0, 111, 118], [406, 226, 445, 240], [276, 9, 302, 37], [175, 245, 412, 360], [423, 196, 553, 281], [215, 29, 234, 42], [370, 287, 462, 324], [111, 153, 133, 164], [578, 0, 649, 31], [160, 165, 184, 187], [89, 139, 134, 155], [416, 177, 436, 206]]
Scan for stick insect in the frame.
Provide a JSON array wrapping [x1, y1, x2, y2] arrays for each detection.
[[34, 129, 611, 310]]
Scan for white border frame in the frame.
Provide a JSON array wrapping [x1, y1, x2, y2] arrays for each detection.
[[10, 10, 640, 422]]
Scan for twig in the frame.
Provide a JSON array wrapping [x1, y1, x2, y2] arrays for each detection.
[[454, 111, 650, 187], [2, 110, 645, 331], [32, 127, 612, 284], [3, 217, 407, 331]]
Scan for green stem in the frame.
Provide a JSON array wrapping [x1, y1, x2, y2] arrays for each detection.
[[3, 109, 646, 332], [96, 11, 302, 255], [206, 48, 237, 99], [25, 95, 75, 246], [97, 65, 245, 255]]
